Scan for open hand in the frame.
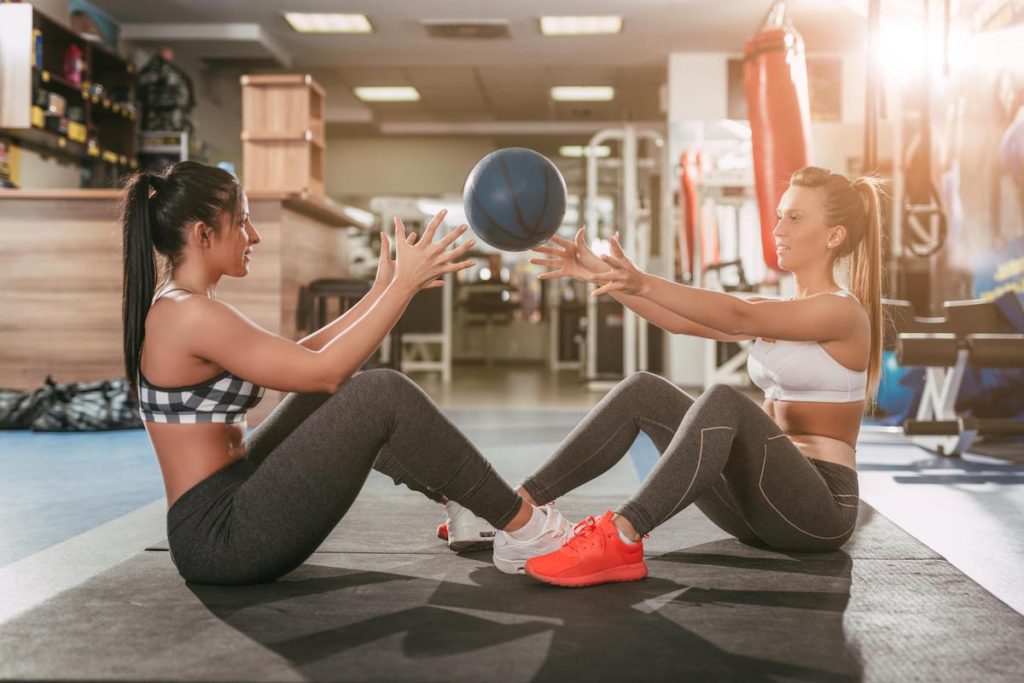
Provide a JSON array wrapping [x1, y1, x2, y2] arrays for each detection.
[[374, 228, 421, 290], [591, 235, 650, 297], [394, 209, 476, 293], [529, 227, 613, 283]]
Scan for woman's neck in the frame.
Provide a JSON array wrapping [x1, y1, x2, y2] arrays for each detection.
[[166, 264, 218, 299], [792, 269, 840, 299]]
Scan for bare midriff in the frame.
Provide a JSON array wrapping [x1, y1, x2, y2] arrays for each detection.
[[763, 399, 861, 472], [147, 421, 246, 508]]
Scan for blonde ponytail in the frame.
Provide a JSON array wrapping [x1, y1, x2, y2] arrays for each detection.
[[851, 176, 886, 405]]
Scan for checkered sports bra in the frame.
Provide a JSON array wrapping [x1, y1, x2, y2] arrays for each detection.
[[137, 288, 265, 424], [746, 289, 867, 403]]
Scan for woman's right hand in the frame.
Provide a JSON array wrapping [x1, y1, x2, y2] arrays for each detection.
[[393, 209, 476, 294], [530, 226, 613, 282]]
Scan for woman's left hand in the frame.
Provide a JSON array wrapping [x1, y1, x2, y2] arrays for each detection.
[[374, 229, 421, 290], [591, 235, 651, 297]]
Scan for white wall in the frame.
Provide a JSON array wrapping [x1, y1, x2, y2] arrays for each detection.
[[667, 53, 731, 122]]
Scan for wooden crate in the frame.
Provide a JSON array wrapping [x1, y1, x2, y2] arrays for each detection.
[[241, 74, 325, 196]]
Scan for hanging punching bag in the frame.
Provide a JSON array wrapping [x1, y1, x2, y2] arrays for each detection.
[[744, 18, 813, 272], [678, 150, 699, 278]]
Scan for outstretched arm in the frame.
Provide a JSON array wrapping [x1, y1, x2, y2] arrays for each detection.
[[531, 228, 756, 341], [593, 236, 860, 343]]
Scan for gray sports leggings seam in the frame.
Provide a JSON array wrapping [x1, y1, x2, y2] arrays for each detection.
[[526, 421, 635, 499]]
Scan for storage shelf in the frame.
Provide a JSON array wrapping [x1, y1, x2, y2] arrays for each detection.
[[9, 121, 136, 169], [1, 4, 139, 186]]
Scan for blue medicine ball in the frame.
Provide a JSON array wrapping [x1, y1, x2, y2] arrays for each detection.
[[462, 147, 567, 251]]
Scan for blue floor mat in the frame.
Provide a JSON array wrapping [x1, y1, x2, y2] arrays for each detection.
[[0, 429, 163, 568]]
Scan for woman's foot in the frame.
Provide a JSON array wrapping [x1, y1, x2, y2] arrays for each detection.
[[492, 504, 574, 574], [524, 511, 648, 587], [444, 501, 496, 552]]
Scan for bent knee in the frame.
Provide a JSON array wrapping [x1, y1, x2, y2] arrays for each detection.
[[341, 368, 415, 394], [622, 370, 679, 394], [701, 383, 743, 403]]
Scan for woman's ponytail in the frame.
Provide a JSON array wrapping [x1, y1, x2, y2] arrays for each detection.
[[121, 173, 157, 393]]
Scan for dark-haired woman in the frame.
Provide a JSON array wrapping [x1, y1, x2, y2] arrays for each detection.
[[519, 167, 885, 587], [123, 161, 572, 585]]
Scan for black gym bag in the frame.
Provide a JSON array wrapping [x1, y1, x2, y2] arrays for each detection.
[[0, 377, 143, 432]]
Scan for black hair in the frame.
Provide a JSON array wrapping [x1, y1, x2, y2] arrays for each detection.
[[121, 161, 240, 391]]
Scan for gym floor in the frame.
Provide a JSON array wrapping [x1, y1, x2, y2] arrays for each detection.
[[2, 365, 1023, 681]]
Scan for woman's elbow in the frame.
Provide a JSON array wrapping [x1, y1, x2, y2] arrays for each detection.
[[726, 305, 753, 337]]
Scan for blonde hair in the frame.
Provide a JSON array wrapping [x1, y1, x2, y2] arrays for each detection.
[[789, 166, 887, 405]]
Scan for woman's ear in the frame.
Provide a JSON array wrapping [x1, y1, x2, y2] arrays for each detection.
[[187, 220, 213, 248], [827, 225, 848, 249]]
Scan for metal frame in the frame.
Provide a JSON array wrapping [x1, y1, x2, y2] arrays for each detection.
[[691, 172, 759, 388], [388, 272, 453, 383], [583, 124, 670, 391]]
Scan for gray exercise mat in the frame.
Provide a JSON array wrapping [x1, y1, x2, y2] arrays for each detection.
[[7, 495, 1022, 682], [149, 492, 940, 560]]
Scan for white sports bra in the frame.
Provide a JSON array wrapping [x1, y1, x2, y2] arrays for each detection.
[[746, 289, 867, 403]]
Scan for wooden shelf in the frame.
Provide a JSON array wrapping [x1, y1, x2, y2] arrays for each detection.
[[35, 68, 84, 99], [1, 4, 138, 185], [6, 124, 136, 170]]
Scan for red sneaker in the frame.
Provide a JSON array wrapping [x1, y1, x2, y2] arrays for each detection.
[[524, 511, 647, 588], [437, 522, 448, 541]]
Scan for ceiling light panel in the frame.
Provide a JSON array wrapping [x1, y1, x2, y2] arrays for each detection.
[[540, 16, 622, 36], [550, 86, 615, 102], [354, 86, 421, 102], [559, 145, 612, 158], [284, 13, 372, 33]]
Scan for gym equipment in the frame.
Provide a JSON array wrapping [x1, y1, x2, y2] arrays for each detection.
[[583, 125, 674, 390], [897, 0, 948, 263], [678, 150, 700, 279], [681, 142, 769, 390], [864, 0, 950, 313], [895, 295, 1024, 456], [462, 147, 567, 252], [744, 1, 813, 272], [876, 350, 921, 421]]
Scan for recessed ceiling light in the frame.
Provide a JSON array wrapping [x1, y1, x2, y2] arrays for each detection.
[[353, 86, 421, 102], [550, 86, 615, 102], [284, 13, 372, 33], [540, 16, 622, 36], [560, 145, 612, 158]]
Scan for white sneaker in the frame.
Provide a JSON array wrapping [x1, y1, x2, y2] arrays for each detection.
[[492, 504, 574, 575], [445, 501, 497, 553]]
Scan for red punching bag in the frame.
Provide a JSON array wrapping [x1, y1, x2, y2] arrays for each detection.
[[678, 150, 699, 278], [744, 18, 813, 271]]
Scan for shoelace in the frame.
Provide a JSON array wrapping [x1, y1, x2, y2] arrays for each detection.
[[541, 510, 568, 539], [563, 516, 605, 556]]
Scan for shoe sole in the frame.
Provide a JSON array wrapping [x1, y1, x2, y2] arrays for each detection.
[[525, 562, 648, 587], [492, 554, 527, 575], [449, 539, 494, 553]]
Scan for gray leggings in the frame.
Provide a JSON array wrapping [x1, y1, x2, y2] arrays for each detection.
[[166, 369, 522, 585], [521, 372, 859, 552]]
